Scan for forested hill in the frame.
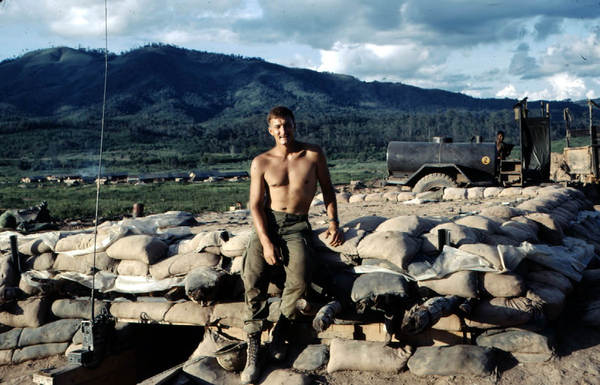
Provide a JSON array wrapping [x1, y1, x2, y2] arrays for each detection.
[[0, 44, 592, 173]]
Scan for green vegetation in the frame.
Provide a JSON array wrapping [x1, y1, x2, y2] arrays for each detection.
[[0, 159, 387, 220]]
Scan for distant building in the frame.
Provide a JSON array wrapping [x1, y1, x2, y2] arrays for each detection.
[[47, 173, 82, 183], [189, 170, 219, 182], [21, 175, 46, 183], [219, 171, 249, 180]]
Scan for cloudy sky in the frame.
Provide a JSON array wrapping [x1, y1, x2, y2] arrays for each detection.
[[1, 0, 600, 100]]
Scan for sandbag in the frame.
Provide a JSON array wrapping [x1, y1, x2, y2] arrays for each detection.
[[500, 220, 539, 243], [407, 345, 495, 376], [443, 188, 467, 200], [498, 187, 523, 197], [527, 271, 573, 296], [342, 216, 388, 232], [23, 253, 55, 272], [315, 252, 355, 267], [365, 193, 385, 202], [169, 232, 206, 255], [54, 227, 122, 254], [164, 302, 213, 325], [483, 187, 503, 198], [19, 238, 53, 256], [196, 231, 229, 253], [431, 314, 463, 331], [383, 192, 400, 201], [348, 194, 367, 203], [526, 283, 565, 321], [220, 230, 252, 258], [522, 186, 540, 197], [0, 298, 49, 328], [480, 206, 523, 220], [209, 302, 246, 329], [357, 231, 421, 268], [0, 255, 17, 288], [465, 297, 536, 329], [18, 319, 81, 347], [117, 260, 149, 276], [430, 223, 481, 247], [293, 344, 329, 371], [150, 252, 220, 280], [397, 192, 416, 202], [417, 271, 478, 298], [53, 251, 117, 274], [327, 338, 412, 373], [351, 272, 410, 303], [0, 328, 22, 350], [581, 300, 600, 326], [455, 215, 502, 234], [458, 243, 502, 270], [478, 272, 525, 298], [312, 228, 366, 257], [419, 232, 442, 256], [581, 269, 600, 286], [336, 192, 351, 204], [109, 300, 172, 322], [375, 215, 436, 236], [106, 234, 168, 264], [185, 266, 227, 304], [482, 233, 520, 247], [467, 187, 485, 200], [183, 356, 239, 385], [0, 349, 12, 365], [476, 329, 554, 363], [50, 299, 108, 320], [12, 342, 69, 364], [261, 369, 313, 385]]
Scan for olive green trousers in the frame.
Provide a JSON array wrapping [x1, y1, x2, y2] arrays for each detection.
[[242, 210, 314, 334]]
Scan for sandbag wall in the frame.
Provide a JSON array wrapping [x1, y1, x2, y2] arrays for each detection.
[[0, 186, 599, 378]]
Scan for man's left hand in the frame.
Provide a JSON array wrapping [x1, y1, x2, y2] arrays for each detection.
[[325, 222, 344, 247]]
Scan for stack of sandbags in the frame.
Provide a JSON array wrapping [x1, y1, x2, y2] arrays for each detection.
[[0, 319, 81, 365]]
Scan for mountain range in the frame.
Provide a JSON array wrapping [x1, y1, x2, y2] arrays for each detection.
[[0, 44, 592, 174]]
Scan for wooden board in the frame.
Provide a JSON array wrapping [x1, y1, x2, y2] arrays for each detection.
[[33, 349, 136, 385]]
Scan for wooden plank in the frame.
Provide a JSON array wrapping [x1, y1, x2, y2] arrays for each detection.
[[33, 349, 136, 385], [137, 363, 184, 385]]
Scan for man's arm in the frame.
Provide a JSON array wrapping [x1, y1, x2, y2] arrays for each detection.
[[249, 157, 281, 265], [315, 147, 343, 246]]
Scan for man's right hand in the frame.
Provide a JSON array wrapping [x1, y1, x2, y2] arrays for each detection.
[[263, 243, 281, 265]]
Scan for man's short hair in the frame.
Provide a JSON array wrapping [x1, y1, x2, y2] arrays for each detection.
[[497, 130, 505, 136], [267, 106, 295, 125]]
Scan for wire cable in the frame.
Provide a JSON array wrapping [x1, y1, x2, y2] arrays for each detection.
[[90, 0, 109, 325]]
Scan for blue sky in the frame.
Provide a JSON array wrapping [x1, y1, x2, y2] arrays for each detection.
[[1, 0, 600, 100]]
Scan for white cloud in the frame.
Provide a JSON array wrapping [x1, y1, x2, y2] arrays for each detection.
[[496, 84, 520, 99], [546, 72, 587, 100], [318, 41, 444, 81]]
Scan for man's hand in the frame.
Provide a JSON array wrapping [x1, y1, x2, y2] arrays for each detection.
[[325, 221, 344, 247], [262, 242, 282, 265]]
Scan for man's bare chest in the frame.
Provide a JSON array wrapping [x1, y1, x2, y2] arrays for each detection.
[[264, 159, 316, 188]]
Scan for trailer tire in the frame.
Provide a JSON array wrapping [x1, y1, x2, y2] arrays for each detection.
[[413, 173, 458, 193]]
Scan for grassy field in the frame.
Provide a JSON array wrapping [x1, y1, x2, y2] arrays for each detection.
[[0, 160, 387, 221]]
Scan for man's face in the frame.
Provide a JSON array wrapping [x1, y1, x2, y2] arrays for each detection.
[[268, 116, 296, 145], [497, 133, 504, 142]]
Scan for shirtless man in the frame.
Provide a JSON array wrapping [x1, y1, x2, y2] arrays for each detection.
[[241, 106, 343, 383]]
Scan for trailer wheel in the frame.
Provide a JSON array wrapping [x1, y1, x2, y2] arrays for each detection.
[[413, 173, 458, 193]]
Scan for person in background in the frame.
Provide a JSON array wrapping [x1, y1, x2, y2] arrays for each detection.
[[241, 106, 343, 384], [496, 130, 510, 160]]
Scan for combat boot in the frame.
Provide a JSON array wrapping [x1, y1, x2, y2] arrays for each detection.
[[240, 332, 260, 384], [268, 315, 289, 361]]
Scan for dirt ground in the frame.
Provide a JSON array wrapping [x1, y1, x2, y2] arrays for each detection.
[[2, 185, 600, 384]]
